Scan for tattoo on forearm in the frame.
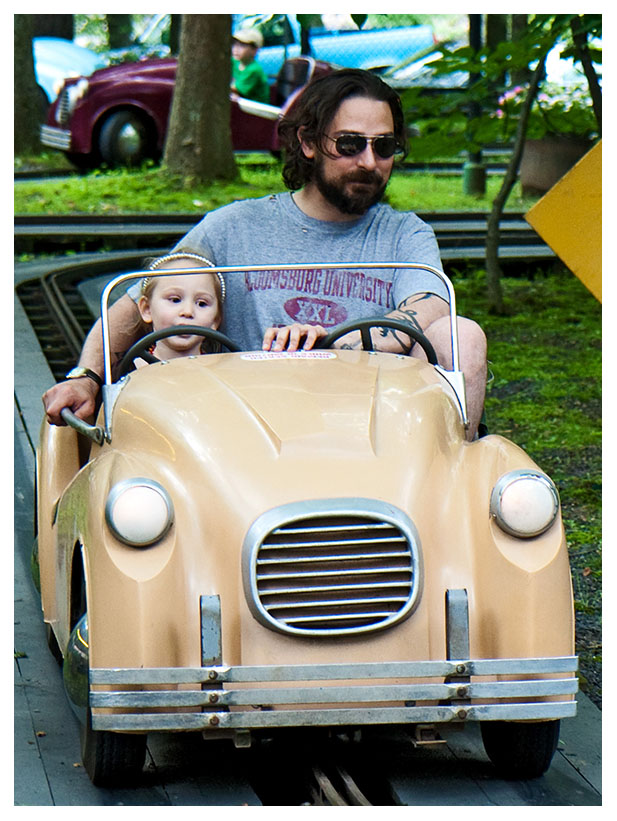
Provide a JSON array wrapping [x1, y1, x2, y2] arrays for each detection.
[[374, 294, 431, 352], [338, 294, 440, 353], [377, 326, 413, 353]]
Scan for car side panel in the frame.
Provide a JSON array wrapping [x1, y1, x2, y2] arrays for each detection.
[[36, 419, 83, 631]]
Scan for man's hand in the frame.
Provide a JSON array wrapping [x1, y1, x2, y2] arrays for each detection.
[[42, 378, 99, 426], [262, 323, 327, 352]]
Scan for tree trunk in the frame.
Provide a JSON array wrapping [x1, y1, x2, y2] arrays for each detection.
[[107, 14, 133, 49], [14, 14, 44, 153], [30, 14, 73, 39], [485, 53, 549, 313], [570, 15, 602, 136], [510, 16, 531, 87], [169, 15, 182, 55], [486, 14, 507, 91], [163, 14, 237, 183], [486, 14, 507, 48]]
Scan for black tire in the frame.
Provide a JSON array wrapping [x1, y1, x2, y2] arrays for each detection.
[[480, 720, 560, 779], [98, 110, 154, 167], [81, 709, 147, 787], [66, 151, 98, 171], [45, 623, 63, 666], [31, 536, 41, 594]]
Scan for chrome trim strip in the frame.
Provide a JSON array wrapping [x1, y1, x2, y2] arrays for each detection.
[[90, 654, 578, 731], [446, 589, 469, 661], [102, 381, 127, 443], [235, 97, 281, 120], [40, 124, 72, 150], [490, 469, 560, 537], [92, 701, 578, 733], [201, 594, 222, 666], [90, 655, 578, 685], [91, 677, 578, 709], [104, 477, 174, 546], [241, 498, 423, 637]]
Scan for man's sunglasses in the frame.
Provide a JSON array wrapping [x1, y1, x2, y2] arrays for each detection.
[[326, 133, 402, 159]]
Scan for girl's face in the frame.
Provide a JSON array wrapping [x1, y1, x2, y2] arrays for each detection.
[[138, 272, 220, 357]]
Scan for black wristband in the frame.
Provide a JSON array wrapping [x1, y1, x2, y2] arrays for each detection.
[[65, 367, 103, 387]]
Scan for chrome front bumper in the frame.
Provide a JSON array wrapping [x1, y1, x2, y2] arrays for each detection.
[[75, 592, 577, 734], [40, 125, 72, 150], [90, 655, 578, 733]]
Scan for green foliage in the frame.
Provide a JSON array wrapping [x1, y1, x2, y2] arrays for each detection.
[[454, 265, 601, 627], [13, 160, 282, 215], [400, 14, 601, 156], [296, 14, 323, 31], [497, 82, 599, 140], [74, 13, 152, 52], [14, 163, 541, 216], [386, 172, 537, 212], [366, 14, 424, 29]]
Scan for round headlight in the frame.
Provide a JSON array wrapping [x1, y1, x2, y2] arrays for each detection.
[[105, 478, 173, 547], [490, 469, 560, 538]]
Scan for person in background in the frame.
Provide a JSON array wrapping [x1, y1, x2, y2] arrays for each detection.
[[231, 28, 270, 104]]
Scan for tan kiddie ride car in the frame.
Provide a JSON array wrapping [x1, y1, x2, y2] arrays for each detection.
[[35, 263, 577, 787]]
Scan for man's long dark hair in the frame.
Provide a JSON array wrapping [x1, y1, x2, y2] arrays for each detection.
[[278, 68, 408, 191]]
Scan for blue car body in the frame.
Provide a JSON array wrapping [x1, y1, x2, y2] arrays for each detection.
[[34, 37, 105, 104], [233, 14, 435, 82]]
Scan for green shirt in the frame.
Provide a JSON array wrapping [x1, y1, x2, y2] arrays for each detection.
[[232, 58, 270, 104]]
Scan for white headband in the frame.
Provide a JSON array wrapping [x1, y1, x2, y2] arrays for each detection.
[[142, 252, 226, 302]]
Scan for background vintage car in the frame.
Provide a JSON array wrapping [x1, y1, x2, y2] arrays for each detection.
[[40, 56, 331, 168], [35, 264, 577, 787]]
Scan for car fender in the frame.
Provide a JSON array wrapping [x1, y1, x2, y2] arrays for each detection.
[[36, 418, 83, 630]]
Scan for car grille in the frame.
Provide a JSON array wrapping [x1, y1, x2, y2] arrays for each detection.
[[243, 500, 422, 636], [56, 89, 71, 126]]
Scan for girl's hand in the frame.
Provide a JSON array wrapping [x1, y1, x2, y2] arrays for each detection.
[[262, 323, 328, 352]]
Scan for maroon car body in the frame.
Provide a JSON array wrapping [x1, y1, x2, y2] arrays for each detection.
[[41, 56, 331, 168]]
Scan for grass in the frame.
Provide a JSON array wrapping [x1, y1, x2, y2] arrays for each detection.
[[454, 265, 601, 700], [14, 153, 540, 215]]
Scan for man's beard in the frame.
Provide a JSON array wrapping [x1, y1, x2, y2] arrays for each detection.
[[313, 158, 388, 216]]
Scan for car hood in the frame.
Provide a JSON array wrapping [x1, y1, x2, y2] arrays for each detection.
[[84, 56, 177, 84], [102, 350, 465, 501]]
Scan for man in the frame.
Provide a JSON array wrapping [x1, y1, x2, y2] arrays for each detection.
[[230, 28, 270, 104], [43, 69, 487, 438]]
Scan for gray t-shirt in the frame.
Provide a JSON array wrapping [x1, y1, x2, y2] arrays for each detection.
[[136, 193, 447, 351]]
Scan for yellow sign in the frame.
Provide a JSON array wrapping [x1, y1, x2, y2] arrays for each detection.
[[525, 140, 601, 302]]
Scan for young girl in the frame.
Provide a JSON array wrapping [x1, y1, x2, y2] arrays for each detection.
[[136, 253, 225, 362], [141, 252, 327, 358]]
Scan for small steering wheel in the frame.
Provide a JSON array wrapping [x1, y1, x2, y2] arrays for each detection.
[[116, 325, 242, 378], [315, 317, 438, 364]]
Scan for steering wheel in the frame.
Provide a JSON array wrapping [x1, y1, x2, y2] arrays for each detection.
[[116, 325, 242, 378], [315, 317, 438, 364]]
